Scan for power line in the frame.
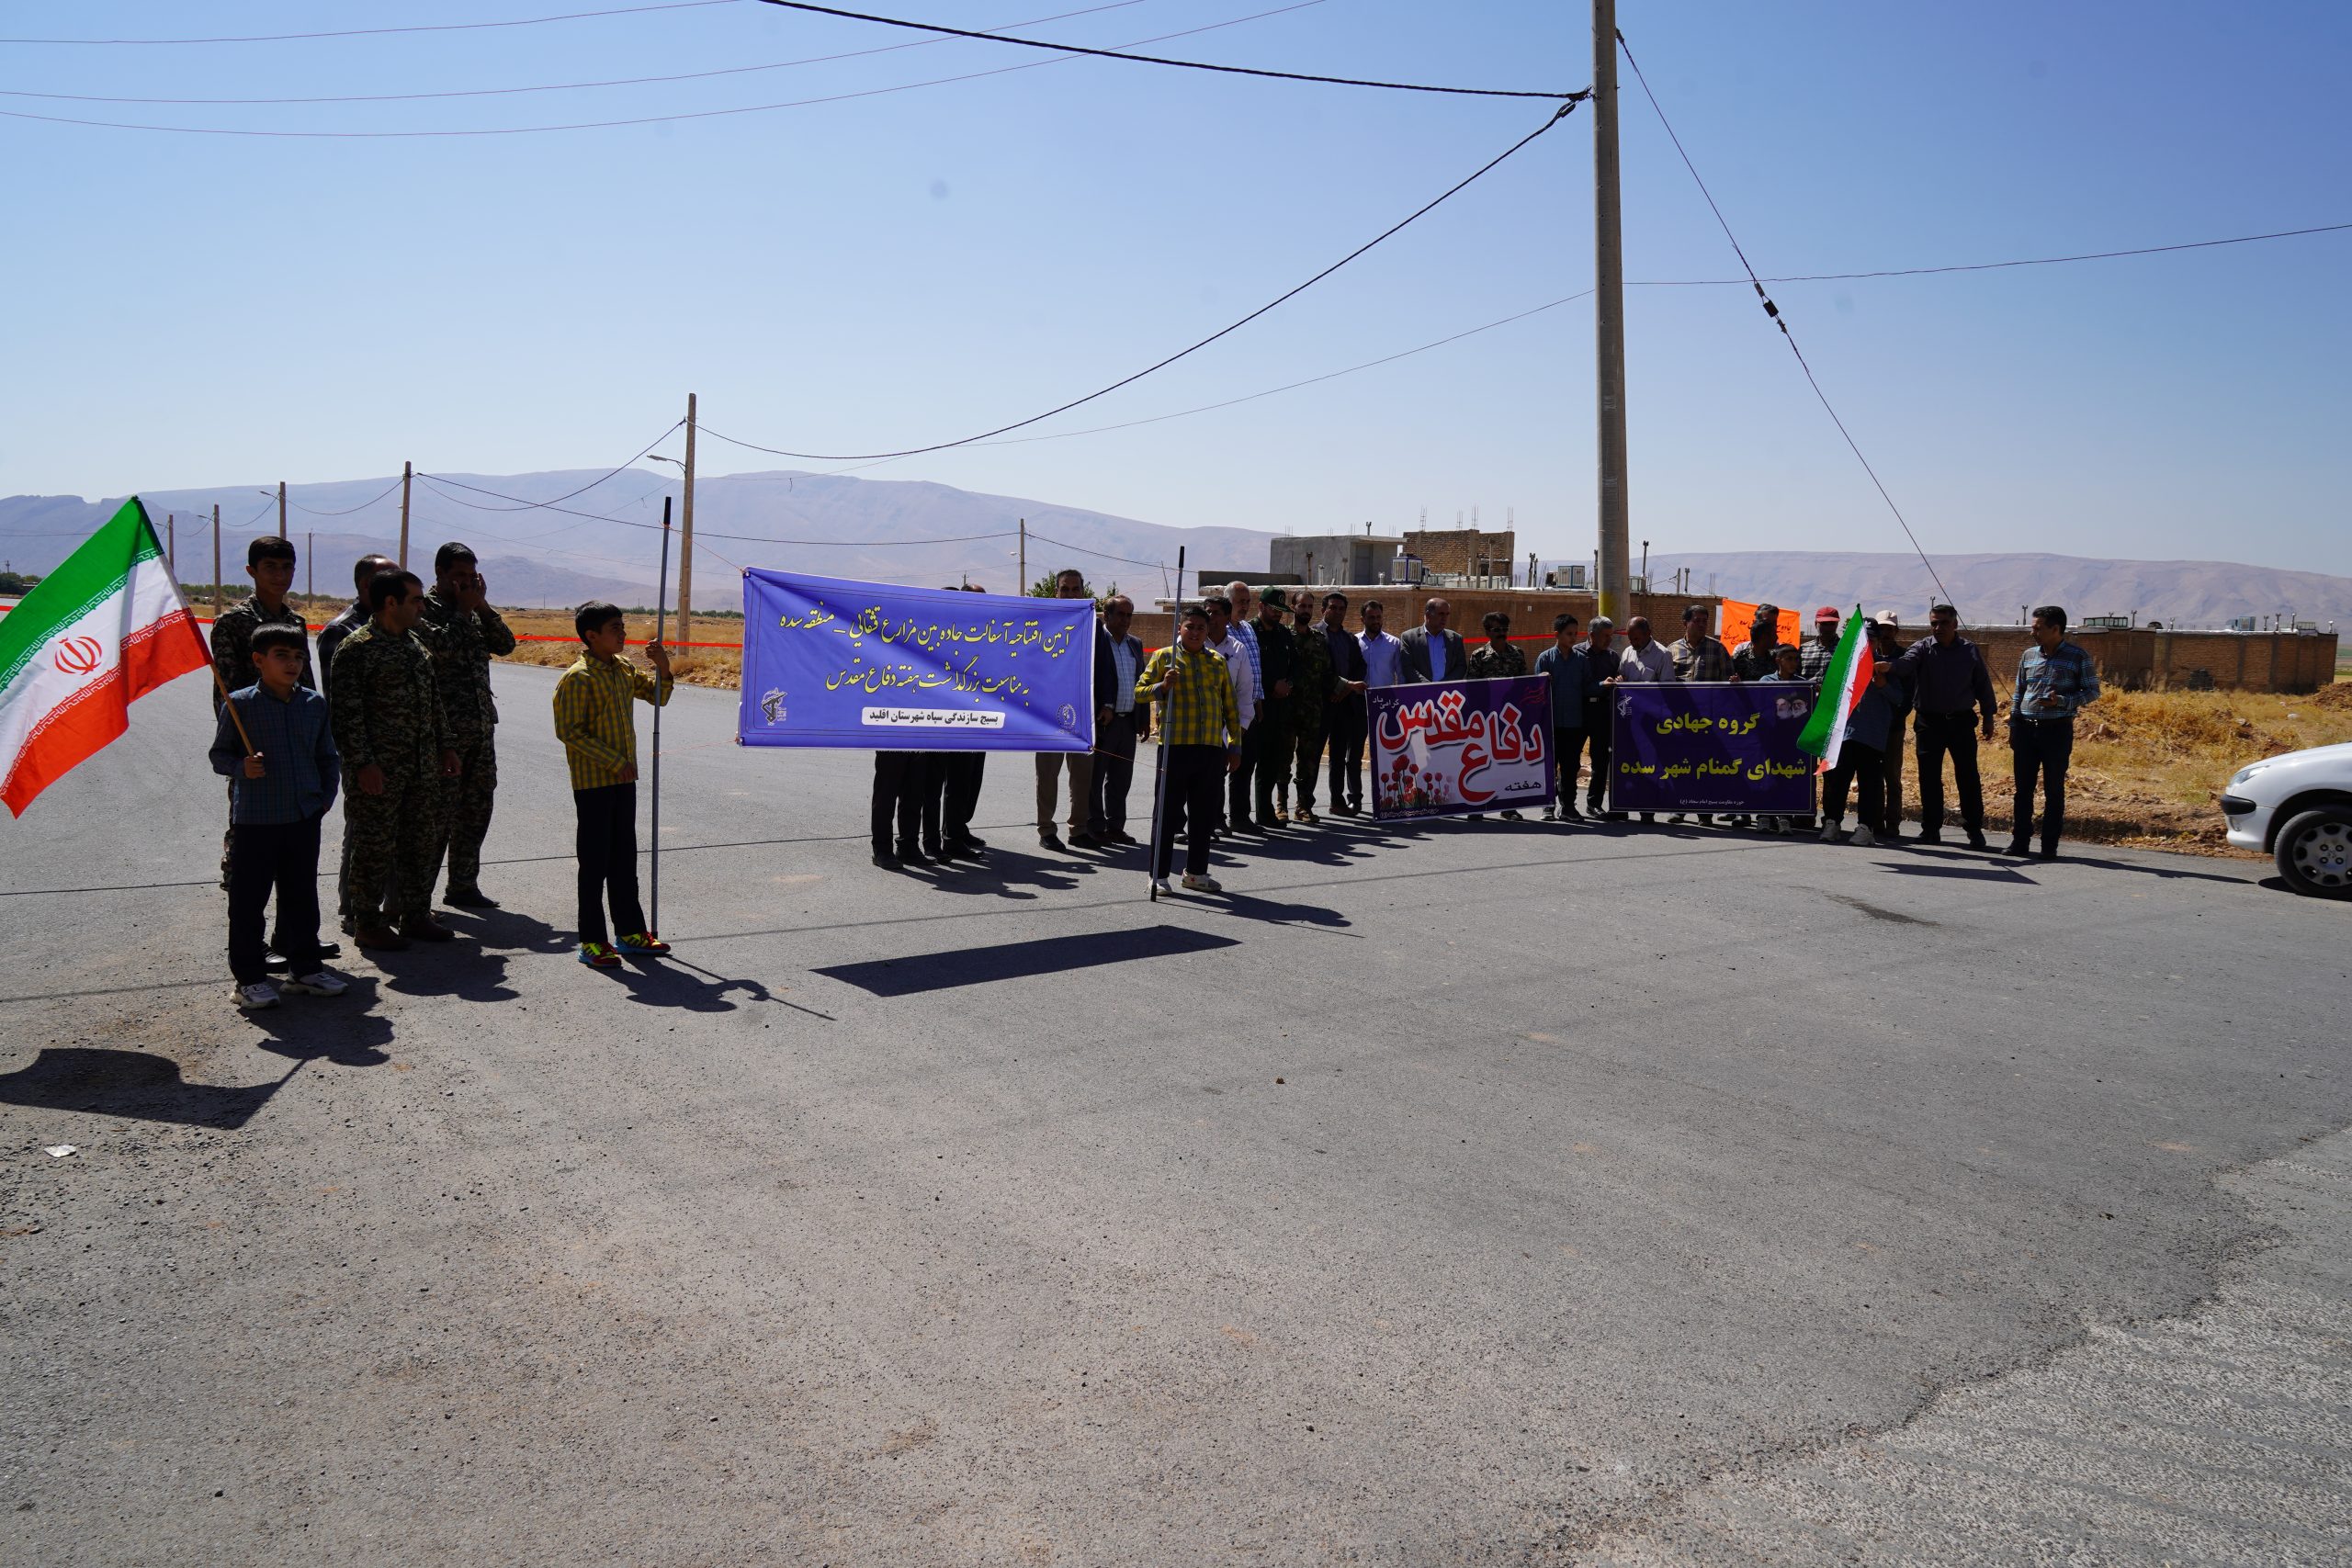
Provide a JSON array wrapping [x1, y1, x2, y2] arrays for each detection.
[[700, 100, 1582, 463], [283, 475, 409, 517], [1, 1, 741, 46], [1616, 32, 1955, 613], [0, 0, 1148, 106], [0, 0, 1328, 138], [1629, 220, 2352, 288], [422, 423, 684, 513], [748, 0, 1582, 98]]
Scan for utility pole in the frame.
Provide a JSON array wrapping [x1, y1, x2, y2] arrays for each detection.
[[400, 460, 412, 569], [166, 513, 175, 572], [277, 480, 287, 537], [211, 504, 222, 615], [677, 392, 697, 652], [1017, 517, 1027, 594], [1593, 0, 1633, 626]]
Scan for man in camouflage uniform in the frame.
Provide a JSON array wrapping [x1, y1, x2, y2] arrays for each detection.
[[417, 542, 517, 907], [1286, 592, 1334, 824], [330, 569, 460, 951], [1467, 612, 1530, 821], [1247, 588, 1298, 830], [209, 536, 333, 956]]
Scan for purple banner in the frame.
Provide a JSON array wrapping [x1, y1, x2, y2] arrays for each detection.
[[1368, 676, 1555, 820], [1609, 682, 1817, 813]]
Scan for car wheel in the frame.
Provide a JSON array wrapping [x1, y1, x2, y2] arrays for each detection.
[[2273, 807, 2352, 898]]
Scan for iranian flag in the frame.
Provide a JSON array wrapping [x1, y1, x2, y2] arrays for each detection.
[[1, 497, 210, 817], [1795, 604, 1872, 773]]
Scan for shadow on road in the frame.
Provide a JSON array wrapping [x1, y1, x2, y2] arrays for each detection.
[[814, 924, 1238, 997], [0, 1046, 309, 1129]]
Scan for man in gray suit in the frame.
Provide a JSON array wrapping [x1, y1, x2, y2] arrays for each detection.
[[1397, 597, 1466, 684]]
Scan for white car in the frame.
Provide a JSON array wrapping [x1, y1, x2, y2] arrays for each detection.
[[2222, 742, 2352, 897]]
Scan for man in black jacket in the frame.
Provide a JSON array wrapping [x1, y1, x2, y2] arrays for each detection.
[[1317, 592, 1371, 815], [1246, 589, 1298, 830], [1398, 596, 1467, 683], [1088, 594, 1148, 843]]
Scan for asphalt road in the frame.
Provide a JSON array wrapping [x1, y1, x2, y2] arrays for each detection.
[[4, 661, 2347, 1566]]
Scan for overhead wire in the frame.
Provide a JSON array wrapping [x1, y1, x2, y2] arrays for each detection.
[[419, 422, 684, 513], [1616, 31, 1956, 612], [422, 471, 1023, 549], [282, 475, 410, 517], [0, 0, 1149, 106], [699, 99, 1584, 463], [746, 0, 1583, 98], [0, 0, 1329, 138], [1, 1, 742, 46], [1628, 221, 2352, 288]]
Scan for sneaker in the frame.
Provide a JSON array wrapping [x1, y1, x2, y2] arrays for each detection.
[[1849, 824, 1877, 847], [1541, 807, 1557, 821], [444, 886, 499, 908], [400, 915, 457, 943], [616, 931, 672, 955], [1150, 877, 1173, 897], [1501, 809, 1524, 822], [1668, 813, 1690, 825], [233, 979, 280, 1010], [261, 950, 293, 972], [1181, 874, 1223, 894], [281, 970, 348, 998], [1817, 820, 1842, 842], [1761, 815, 1784, 834], [578, 942, 622, 969]]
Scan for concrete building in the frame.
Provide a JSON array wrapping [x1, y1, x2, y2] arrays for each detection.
[[1268, 533, 1407, 586], [1403, 527, 1516, 586]]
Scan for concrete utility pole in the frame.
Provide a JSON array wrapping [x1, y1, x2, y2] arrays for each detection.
[[211, 504, 222, 615], [677, 392, 696, 652], [1017, 517, 1027, 594], [166, 513, 175, 572], [277, 480, 287, 537], [400, 461, 412, 569], [1592, 0, 1633, 626]]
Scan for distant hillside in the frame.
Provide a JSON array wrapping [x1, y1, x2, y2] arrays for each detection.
[[0, 471, 1279, 609], [1625, 551, 2352, 631]]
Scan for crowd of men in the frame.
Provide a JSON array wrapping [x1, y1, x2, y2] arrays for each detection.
[[202, 536, 2103, 1003]]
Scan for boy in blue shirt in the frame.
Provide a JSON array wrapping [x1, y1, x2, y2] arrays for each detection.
[[209, 626, 348, 1010]]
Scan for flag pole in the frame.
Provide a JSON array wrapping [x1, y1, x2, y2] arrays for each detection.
[[650, 496, 673, 938], [1144, 547, 1183, 901], [144, 496, 256, 758]]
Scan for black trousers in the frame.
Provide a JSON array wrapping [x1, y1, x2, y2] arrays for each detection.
[[1879, 714, 1908, 829], [1574, 705, 1613, 807], [912, 753, 949, 853], [1227, 720, 1261, 828], [1327, 696, 1365, 808], [2010, 719, 2075, 851], [943, 753, 985, 843], [573, 783, 645, 946], [1091, 711, 1141, 833], [870, 753, 923, 853], [1822, 741, 1886, 831], [227, 813, 324, 984], [1155, 745, 1225, 879], [1551, 727, 1589, 810], [1914, 711, 1985, 833]]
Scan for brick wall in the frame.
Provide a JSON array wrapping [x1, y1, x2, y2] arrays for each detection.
[[1402, 529, 1517, 577]]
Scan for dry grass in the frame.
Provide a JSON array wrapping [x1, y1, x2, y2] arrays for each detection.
[[489, 607, 744, 690]]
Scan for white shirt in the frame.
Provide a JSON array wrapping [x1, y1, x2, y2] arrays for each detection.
[[1614, 640, 1676, 682], [1359, 629, 1403, 688], [1211, 630, 1258, 729], [1110, 637, 1137, 714]]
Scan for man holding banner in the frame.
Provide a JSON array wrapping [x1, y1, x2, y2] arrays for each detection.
[[1035, 570, 1100, 852]]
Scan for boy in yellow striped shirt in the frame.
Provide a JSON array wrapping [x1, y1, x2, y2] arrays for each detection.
[[552, 601, 673, 968]]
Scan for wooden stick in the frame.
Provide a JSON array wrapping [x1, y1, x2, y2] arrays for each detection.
[[650, 496, 672, 937]]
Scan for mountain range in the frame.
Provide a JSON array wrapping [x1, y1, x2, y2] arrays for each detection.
[[4, 474, 2346, 632]]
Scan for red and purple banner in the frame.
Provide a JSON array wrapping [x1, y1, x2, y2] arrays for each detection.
[[1368, 675, 1554, 819], [1609, 682, 1817, 814]]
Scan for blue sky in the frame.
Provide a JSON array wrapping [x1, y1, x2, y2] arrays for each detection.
[[4, 0, 2347, 574]]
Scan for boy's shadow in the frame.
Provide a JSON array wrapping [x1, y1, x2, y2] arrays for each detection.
[[245, 975, 395, 1066], [366, 904, 570, 1003]]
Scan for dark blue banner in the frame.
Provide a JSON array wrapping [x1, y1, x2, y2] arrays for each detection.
[[1609, 682, 1816, 813], [1368, 675, 1555, 819], [737, 569, 1095, 752]]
